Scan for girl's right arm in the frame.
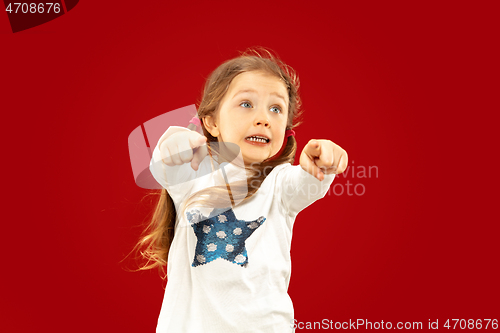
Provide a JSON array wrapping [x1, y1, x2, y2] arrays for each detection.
[[149, 126, 208, 203]]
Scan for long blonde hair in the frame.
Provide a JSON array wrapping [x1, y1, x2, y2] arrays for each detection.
[[132, 47, 303, 279]]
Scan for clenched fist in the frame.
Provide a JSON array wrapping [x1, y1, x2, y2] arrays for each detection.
[[159, 130, 208, 171]]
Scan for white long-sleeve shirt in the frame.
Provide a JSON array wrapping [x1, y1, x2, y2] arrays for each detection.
[[150, 126, 336, 333]]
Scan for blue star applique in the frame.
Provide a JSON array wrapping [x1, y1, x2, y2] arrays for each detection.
[[186, 207, 266, 267]]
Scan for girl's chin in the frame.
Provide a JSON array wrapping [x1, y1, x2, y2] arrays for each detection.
[[243, 159, 263, 166], [242, 155, 266, 166], [241, 145, 277, 165]]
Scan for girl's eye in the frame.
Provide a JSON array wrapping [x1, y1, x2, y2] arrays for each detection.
[[240, 101, 252, 108], [270, 106, 282, 114], [239, 101, 282, 114]]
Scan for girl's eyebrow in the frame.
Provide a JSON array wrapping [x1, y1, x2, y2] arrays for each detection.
[[233, 89, 286, 103]]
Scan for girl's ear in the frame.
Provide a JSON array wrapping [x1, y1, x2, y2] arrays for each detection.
[[202, 116, 220, 138]]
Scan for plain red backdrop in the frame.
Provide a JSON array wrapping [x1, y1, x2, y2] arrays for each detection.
[[1, 1, 498, 331]]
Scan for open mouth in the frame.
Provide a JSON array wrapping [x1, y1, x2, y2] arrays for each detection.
[[245, 136, 270, 144]]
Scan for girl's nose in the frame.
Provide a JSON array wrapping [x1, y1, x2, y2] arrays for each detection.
[[254, 107, 270, 127]]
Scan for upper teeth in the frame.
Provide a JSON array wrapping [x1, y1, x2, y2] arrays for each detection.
[[247, 136, 268, 143]]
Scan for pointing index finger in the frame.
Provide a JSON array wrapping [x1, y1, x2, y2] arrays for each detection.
[[304, 139, 321, 159]]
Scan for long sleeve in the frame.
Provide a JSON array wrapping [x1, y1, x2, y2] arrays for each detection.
[[277, 165, 336, 218]]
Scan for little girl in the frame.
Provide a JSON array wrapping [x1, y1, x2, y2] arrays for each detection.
[[138, 47, 348, 332]]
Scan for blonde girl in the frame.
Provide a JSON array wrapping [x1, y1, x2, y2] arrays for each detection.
[[136, 47, 348, 332]]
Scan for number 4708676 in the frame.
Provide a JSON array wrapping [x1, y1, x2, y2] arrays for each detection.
[[5, 3, 62, 14], [444, 319, 498, 330]]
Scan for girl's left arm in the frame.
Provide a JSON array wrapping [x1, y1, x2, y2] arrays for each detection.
[[278, 139, 348, 218], [299, 139, 348, 181]]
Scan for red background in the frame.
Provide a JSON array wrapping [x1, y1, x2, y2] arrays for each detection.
[[1, 1, 498, 331]]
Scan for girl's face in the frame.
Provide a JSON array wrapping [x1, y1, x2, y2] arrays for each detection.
[[204, 71, 289, 165]]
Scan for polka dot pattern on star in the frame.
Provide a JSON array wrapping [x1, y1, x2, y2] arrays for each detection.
[[186, 207, 266, 267]]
